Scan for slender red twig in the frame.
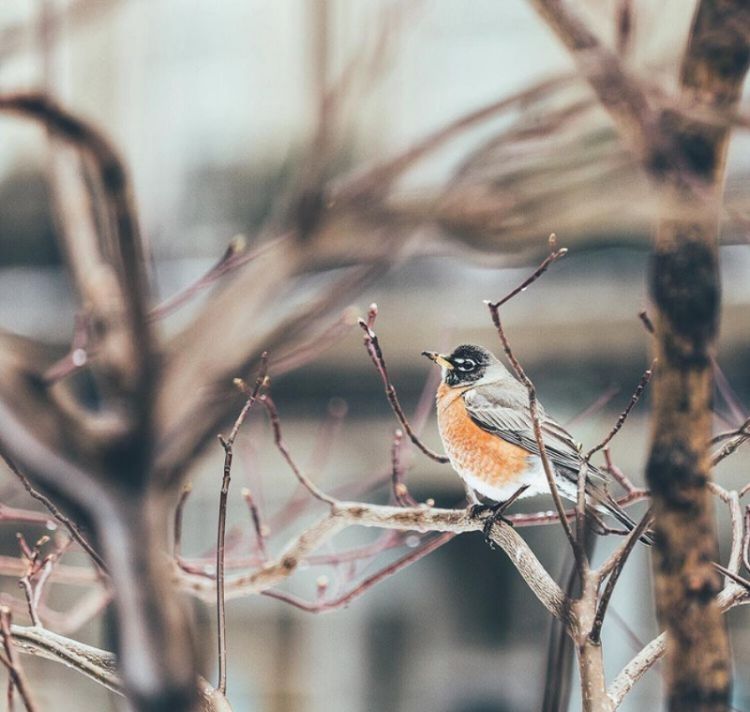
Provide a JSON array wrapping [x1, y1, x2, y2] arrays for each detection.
[[216, 354, 269, 695], [16, 534, 51, 628], [261, 532, 454, 613], [1, 454, 105, 572], [486, 235, 567, 310], [615, 0, 634, 56], [390, 430, 418, 507], [590, 508, 653, 643], [585, 361, 655, 461], [358, 304, 449, 463], [603, 449, 643, 496], [259, 395, 337, 506], [44, 234, 294, 383], [712, 417, 750, 467], [0, 607, 38, 712], [152, 235, 290, 320], [241, 488, 268, 561], [173, 483, 192, 561], [638, 309, 654, 334]]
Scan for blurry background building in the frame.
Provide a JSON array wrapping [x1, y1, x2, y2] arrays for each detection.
[[0, 1, 749, 710]]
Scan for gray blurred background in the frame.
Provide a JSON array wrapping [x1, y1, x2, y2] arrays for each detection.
[[0, 1, 749, 710]]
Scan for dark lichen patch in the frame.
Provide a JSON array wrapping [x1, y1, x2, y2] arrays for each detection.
[[646, 440, 706, 505], [650, 238, 719, 347]]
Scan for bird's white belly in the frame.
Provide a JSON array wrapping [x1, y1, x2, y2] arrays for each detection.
[[456, 455, 579, 503]]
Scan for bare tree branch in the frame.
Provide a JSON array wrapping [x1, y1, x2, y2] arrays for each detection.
[[0, 609, 38, 712]]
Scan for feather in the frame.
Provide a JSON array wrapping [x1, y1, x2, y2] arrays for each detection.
[[464, 382, 652, 545]]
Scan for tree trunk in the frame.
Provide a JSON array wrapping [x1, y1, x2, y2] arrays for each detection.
[[646, 3, 750, 710]]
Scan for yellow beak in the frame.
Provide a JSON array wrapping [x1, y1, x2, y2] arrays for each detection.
[[421, 351, 454, 370]]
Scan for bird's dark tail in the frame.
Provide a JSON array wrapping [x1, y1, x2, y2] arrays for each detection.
[[587, 480, 653, 546]]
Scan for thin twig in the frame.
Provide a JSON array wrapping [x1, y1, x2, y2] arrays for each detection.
[[390, 430, 418, 507], [0, 608, 38, 712], [615, 0, 634, 56], [241, 489, 268, 561], [215, 439, 232, 696], [44, 234, 295, 383], [575, 461, 589, 551], [487, 235, 567, 309], [485, 238, 582, 571], [358, 304, 449, 463], [173, 483, 192, 560], [259, 395, 337, 505], [261, 532, 454, 613], [1, 454, 105, 572], [712, 418, 750, 466], [151, 235, 287, 321], [215, 355, 269, 695], [638, 310, 654, 334], [709, 483, 743, 576], [591, 508, 653, 643], [603, 449, 643, 496], [585, 361, 655, 461], [16, 535, 55, 629], [711, 563, 750, 592]]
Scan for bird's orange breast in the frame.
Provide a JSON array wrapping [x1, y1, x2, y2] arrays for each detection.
[[436, 383, 531, 486]]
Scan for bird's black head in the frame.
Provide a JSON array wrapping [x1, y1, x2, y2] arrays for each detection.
[[422, 344, 495, 387]]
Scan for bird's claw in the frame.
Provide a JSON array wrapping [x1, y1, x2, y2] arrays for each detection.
[[469, 485, 530, 548], [470, 501, 515, 549]]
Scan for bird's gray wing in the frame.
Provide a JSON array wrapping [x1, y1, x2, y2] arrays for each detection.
[[463, 384, 589, 476], [464, 383, 649, 541]]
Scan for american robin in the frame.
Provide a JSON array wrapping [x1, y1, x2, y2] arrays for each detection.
[[422, 344, 642, 538]]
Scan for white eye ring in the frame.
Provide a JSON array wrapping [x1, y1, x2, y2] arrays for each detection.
[[457, 358, 476, 372]]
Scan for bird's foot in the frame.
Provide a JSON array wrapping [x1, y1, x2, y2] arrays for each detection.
[[470, 485, 530, 549]]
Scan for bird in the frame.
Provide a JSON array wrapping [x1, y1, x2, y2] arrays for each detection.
[[422, 344, 644, 540]]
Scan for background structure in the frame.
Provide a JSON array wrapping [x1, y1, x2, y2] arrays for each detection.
[[0, 1, 749, 711]]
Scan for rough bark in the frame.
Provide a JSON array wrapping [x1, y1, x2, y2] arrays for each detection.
[[646, 3, 750, 710]]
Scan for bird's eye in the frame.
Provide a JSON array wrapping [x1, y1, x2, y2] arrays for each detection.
[[456, 358, 476, 372]]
